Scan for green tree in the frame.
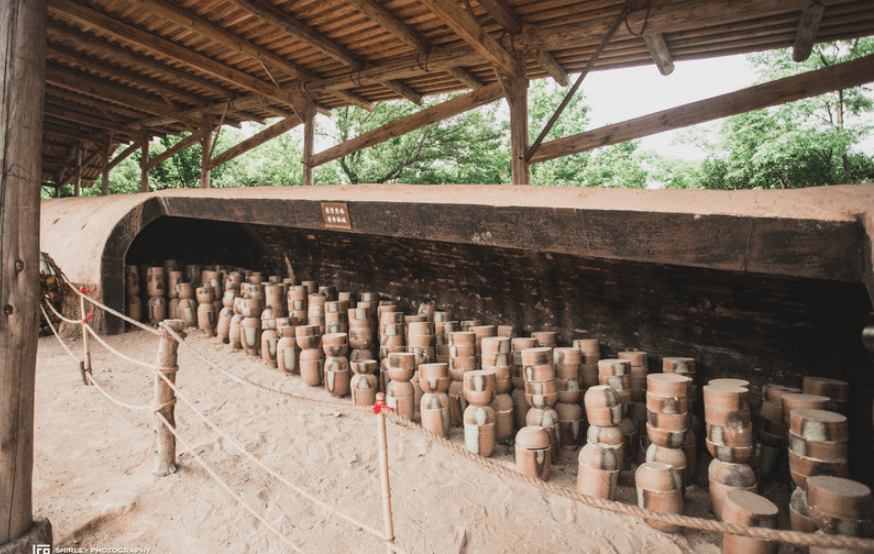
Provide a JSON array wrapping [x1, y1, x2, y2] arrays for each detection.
[[685, 39, 874, 189]]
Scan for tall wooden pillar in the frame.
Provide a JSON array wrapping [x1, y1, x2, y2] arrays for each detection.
[[302, 102, 315, 187], [73, 144, 81, 197], [507, 58, 530, 185], [140, 131, 150, 193], [200, 115, 212, 189], [0, 0, 52, 549], [101, 135, 110, 196]]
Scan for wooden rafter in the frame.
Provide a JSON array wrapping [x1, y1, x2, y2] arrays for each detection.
[[50, 0, 315, 114], [311, 83, 504, 168], [143, 130, 205, 171], [530, 52, 874, 164], [417, 0, 518, 77], [535, 50, 569, 87], [44, 104, 135, 136], [209, 115, 302, 170], [46, 85, 144, 121], [793, 3, 827, 62], [642, 33, 675, 75], [107, 141, 141, 172]]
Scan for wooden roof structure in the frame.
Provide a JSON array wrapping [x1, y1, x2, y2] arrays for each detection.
[[41, 0, 874, 190]]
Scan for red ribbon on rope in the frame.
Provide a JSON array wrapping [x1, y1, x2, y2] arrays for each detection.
[[82, 313, 92, 324], [373, 399, 395, 415], [79, 287, 91, 294]]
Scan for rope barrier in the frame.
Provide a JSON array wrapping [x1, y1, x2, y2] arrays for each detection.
[[86, 373, 154, 412], [155, 412, 307, 554], [82, 323, 163, 370], [40, 303, 81, 362], [43, 296, 83, 325]]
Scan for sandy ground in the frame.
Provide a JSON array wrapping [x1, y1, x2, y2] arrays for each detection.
[[32, 328, 735, 554]]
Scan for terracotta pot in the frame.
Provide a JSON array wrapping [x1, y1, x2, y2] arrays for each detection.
[[126, 295, 142, 323], [647, 409, 690, 432], [788, 432, 848, 461], [257, 327, 278, 367], [555, 402, 583, 450], [351, 374, 378, 407], [523, 363, 556, 382], [531, 331, 557, 347], [421, 392, 450, 437], [720, 490, 779, 554], [645, 444, 687, 492], [527, 408, 560, 456], [788, 450, 849, 490], [512, 388, 529, 431], [580, 363, 599, 388], [147, 297, 166, 324], [703, 384, 750, 411], [521, 347, 552, 366], [791, 486, 819, 533], [449, 380, 466, 425], [512, 337, 538, 353], [295, 325, 322, 350], [709, 459, 757, 519], [573, 339, 600, 359], [790, 409, 848, 442], [463, 405, 496, 457], [515, 426, 551, 480], [648, 374, 692, 398], [464, 370, 497, 406], [706, 438, 753, 464], [578, 464, 620, 499], [647, 422, 687, 448], [598, 358, 631, 376], [240, 317, 261, 356], [662, 357, 696, 375], [783, 394, 831, 428], [551, 346, 581, 366], [387, 380, 415, 420], [299, 348, 324, 386], [635, 462, 684, 533], [351, 359, 377, 375], [324, 357, 351, 397], [492, 393, 515, 443], [276, 336, 298, 374], [229, 313, 243, 349], [707, 422, 755, 447], [555, 377, 581, 404], [806, 476, 874, 522]]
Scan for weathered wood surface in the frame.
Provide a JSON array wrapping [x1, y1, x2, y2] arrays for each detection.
[[531, 52, 874, 163], [507, 61, 530, 185], [209, 115, 302, 170], [144, 131, 203, 172], [310, 84, 504, 168], [1, 0, 46, 544], [793, 3, 827, 62], [139, 132, 149, 193], [154, 320, 184, 477], [643, 33, 674, 76], [302, 103, 315, 187]]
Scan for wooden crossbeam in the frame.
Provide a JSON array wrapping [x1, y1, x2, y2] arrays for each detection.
[[446, 67, 483, 89], [46, 85, 144, 121], [535, 50, 569, 86], [46, 63, 201, 128], [793, 3, 826, 62], [107, 141, 141, 172], [311, 83, 504, 168], [418, 0, 518, 77], [382, 80, 423, 105], [476, 0, 522, 33], [209, 115, 302, 169], [643, 33, 674, 75], [530, 52, 874, 164], [50, 0, 313, 114], [143, 130, 205, 171]]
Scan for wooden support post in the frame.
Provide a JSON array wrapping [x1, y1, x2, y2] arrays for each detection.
[[302, 102, 315, 187], [154, 320, 184, 477], [54, 186, 60, 198], [140, 131, 150, 193], [73, 144, 81, 197], [507, 59, 530, 185], [375, 393, 395, 554], [78, 293, 92, 385], [1, 0, 53, 550], [101, 135, 111, 196], [200, 115, 212, 189]]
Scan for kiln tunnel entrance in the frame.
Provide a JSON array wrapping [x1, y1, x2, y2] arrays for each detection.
[[122, 215, 874, 477]]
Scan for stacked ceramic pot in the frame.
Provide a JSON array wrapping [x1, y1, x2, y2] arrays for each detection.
[[574, 339, 601, 390], [216, 289, 236, 344], [553, 347, 584, 453], [419, 363, 451, 437], [481, 336, 514, 446], [703, 381, 757, 519], [263, 282, 287, 320], [184, 264, 202, 290], [125, 265, 142, 323], [276, 317, 298, 374], [621, 350, 649, 460], [324, 300, 349, 335], [176, 282, 197, 329], [645, 373, 691, 493], [532, 331, 557, 348], [599, 359, 634, 470], [239, 294, 263, 357], [350, 359, 379, 407], [463, 369, 497, 457], [511, 337, 537, 430], [470, 325, 496, 366], [447, 331, 477, 425], [323, 332, 350, 398], [434, 318, 458, 365], [318, 285, 336, 301], [720, 490, 779, 554], [635, 461, 684, 533], [459, 319, 481, 332], [386, 352, 415, 420], [196, 285, 216, 337], [806, 476, 874, 552], [497, 325, 520, 339], [228, 297, 244, 350], [145, 266, 167, 325], [516, 425, 552, 481], [348, 305, 375, 362], [522, 347, 560, 460], [167, 268, 184, 320], [307, 293, 326, 335], [296, 324, 323, 386], [757, 384, 800, 480], [287, 287, 308, 326], [578, 384, 623, 499], [408, 319, 436, 417], [803, 377, 850, 416], [788, 409, 849, 492], [301, 280, 318, 296]]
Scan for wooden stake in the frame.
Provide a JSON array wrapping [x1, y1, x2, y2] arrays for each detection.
[[0, 0, 48, 545], [375, 393, 395, 554], [79, 293, 92, 385], [154, 320, 184, 477]]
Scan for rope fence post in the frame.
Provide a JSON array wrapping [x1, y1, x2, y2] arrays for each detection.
[[78, 288, 93, 385], [374, 393, 396, 554], [155, 319, 184, 477]]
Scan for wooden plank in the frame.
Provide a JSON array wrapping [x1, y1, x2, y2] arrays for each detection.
[[535, 50, 569, 86], [446, 66, 483, 89], [793, 3, 826, 62], [475, 0, 523, 34], [50, 0, 311, 113], [531, 52, 874, 163], [311, 83, 504, 167], [47, 85, 145, 121], [381, 79, 423, 105], [0, 0, 45, 543], [46, 63, 202, 128], [108, 141, 141, 172], [224, 0, 363, 70], [44, 104, 137, 136], [341, 0, 431, 53], [418, 0, 518, 77], [209, 115, 302, 169], [643, 33, 675, 75], [143, 130, 204, 171]]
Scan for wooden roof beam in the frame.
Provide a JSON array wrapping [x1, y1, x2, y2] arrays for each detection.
[[643, 33, 675, 75], [534, 50, 569, 86], [418, 0, 518, 77], [119, 0, 370, 111], [311, 83, 504, 167], [382, 80, 423, 105], [530, 52, 874, 164], [46, 62, 202, 128], [209, 115, 302, 170], [46, 85, 145, 121], [342, 0, 483, 89], [44, 105, 136, 136], [143, 129, 205, 171], [793, 3, 826, 62], [50, 0, 319, 115]]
